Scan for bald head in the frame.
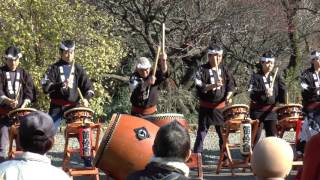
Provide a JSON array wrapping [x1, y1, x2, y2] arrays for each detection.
[[251, 137, 293, 179]]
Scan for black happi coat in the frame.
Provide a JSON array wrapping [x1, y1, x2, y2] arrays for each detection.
[[42, 59, 94, 111], [126, 162, 189, 180], [0, 66, 37, 121], [249, 70, 286, 121], [300, 67, 320, 107], [195, 63, 235, 125], [129, 70, 168, 108]]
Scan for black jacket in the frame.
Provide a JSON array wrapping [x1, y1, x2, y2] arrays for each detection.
[[127, 162, 189, 180]]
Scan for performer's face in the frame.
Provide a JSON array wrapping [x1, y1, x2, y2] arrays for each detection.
[[5, 58, 19, 71], [312, 58, 320, 69], [137, 68, 150, 78], [262, 61, 274, 73], [61, 50, 75, 63], [208, 53, 222, 68]]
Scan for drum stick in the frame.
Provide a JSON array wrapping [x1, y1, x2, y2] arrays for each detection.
[[271, 67, 279, 89], [214, 58, 221, 80], [152, 46, 161, 77], [162, 23, 165, 55], [77, 88, 84, 101], [15, 84, 22, 102], [68, 57, 76, 85], [286, 91, 289, 104]]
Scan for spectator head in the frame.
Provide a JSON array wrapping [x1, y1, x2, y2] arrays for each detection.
[[152, 121, 191, 162], [19, 111, 56, 155], [251, 137, 293, 180]]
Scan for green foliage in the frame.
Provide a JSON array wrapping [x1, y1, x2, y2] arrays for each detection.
[[0, 0, 125, 116]]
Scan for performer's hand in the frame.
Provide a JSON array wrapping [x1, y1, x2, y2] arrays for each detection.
[[80, 99, 89, 107], [266, 88, 273, 97], [160, 52, 167, 62], [216, 80, 223, 87], [10, 100, 18, 109], [226, 98, 232, 105], [146, 76, 156, 85], [62, 80, 69, 89]]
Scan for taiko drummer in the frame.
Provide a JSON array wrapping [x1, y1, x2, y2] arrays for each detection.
[[129, 52, 168, 117], [193, 44, 235, 155], [0, 46, 37, 161], [248, 52, 286, 142]]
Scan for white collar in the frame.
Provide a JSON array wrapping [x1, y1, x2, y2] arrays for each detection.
[[15, 152, 51, 164]]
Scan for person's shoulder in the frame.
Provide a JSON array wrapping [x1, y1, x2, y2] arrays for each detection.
[[0, 160, 21, 173], [48, 165, 71, 179], [126, 170, 145, 180]]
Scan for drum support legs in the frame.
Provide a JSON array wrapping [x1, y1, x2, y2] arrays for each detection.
[[62, 122, 101, 180], [8, 124, 22, 159], [186, 153, 203, 179], [216, 119, 259, 176]]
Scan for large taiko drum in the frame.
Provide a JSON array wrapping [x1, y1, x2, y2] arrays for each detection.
[[276, 104, 303, 122], [143, 113, 189, 128], [63, 107, 94, 123], [8, 108, 37, 124], [93, 113, 159, 179], [223, 104, 249, 122]]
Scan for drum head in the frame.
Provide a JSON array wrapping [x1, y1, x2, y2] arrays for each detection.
[[143, 113, 184, 119], [63, 107, 94, 119], [223, 104, 249, 113], [8, 108, 37, 118], [277, 104, 302, 112]]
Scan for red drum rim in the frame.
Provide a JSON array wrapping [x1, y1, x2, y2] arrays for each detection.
[[143, 113, 184, 119], [8, 108, 37, 118], [63, 107, 94, 118], [223, 104, 249, 112]]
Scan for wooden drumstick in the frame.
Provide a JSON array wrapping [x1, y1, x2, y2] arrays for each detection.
[[77, 88, 89, 106], [271, 67, 279, 89], [152, 46, 161, 77], [15, 84, 22, 102], [162, 23, 165, 55]]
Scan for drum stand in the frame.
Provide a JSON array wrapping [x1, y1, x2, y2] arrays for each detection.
[[186, 153, 203, 179], [8, 123, 22, 159], [62, 121, 101, 180], [216, 119, 259, 176], [277, 118, 303, 167]]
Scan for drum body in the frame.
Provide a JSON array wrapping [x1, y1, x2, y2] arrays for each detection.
[[277, 104, 303, 121], [8, 108, 37, 124], [223, 104, 249, 122], [143, 113, 188, 128], [63, 107, 94, 123], [94, 113, 159, 180]]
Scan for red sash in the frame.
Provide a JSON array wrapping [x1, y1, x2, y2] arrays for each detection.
[[199, 100, 225, 110], [51, 99, 78, 107], [131, 105, 157, 115]]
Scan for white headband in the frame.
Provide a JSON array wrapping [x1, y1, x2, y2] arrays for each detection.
[[310, 52, 320, 60], [208, 49, 223, 55], [260, 57, 275, 63], [60, 43, 75, 51], [4, 53, 22, 60]]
